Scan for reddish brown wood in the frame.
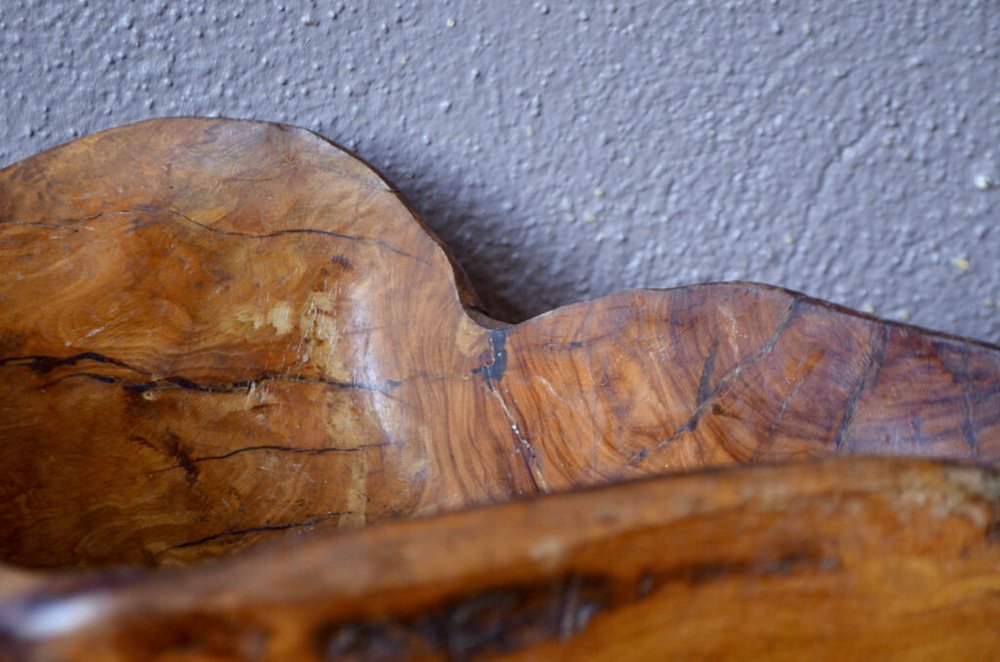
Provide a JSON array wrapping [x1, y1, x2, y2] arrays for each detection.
[[0, 119, 999, 658], [0, 118, 998, 569], [1, 458, 998, 659]]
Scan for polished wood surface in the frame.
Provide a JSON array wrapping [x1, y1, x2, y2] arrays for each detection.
[[1, 119, 999, 659], [1, 458, 998, 660], [0, 118, 998, 570]]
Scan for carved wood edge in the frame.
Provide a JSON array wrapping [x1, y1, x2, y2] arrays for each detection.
[[0, 118, 999, 656], [1, 458, 998, 659]]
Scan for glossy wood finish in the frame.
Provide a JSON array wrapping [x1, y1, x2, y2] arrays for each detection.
[[1, 458, 998, 660], [0, 118, 999, 570]]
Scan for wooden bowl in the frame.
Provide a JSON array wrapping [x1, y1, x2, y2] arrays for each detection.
[[0, 119, 997, 658]]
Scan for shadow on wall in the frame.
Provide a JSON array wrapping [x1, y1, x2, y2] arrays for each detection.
[[387, 175, 534, 325], [404, 182, 536, 324]]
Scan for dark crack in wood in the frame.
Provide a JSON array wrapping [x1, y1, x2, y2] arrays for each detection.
[[752, 369, 810, 464], [150, 442, 391, 474], [637, 296, 804, 462], [160, 207, 430, 266], [959, 345, 980, 456], [833, 325, 889, 451], [160, 513, 348, 553]]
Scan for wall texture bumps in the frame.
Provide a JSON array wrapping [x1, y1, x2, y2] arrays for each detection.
[[1, 1, 997, 342]]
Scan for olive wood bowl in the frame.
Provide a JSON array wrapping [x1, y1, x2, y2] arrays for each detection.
[[0, 119, 997, 659]]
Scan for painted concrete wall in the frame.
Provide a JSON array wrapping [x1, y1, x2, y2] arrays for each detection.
[[1, 1, 998, 342]]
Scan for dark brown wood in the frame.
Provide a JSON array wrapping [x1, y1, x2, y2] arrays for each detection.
[[1, 458, 998, 660], [0, 118, 998, 569], [1, 119, 999, 658]]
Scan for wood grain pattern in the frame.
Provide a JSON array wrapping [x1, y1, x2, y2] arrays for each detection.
[[0, 118, 998, 570], [1, 458, 998, 660]]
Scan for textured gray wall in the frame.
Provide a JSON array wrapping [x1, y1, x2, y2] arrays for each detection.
[[1, 1, 998, 342]]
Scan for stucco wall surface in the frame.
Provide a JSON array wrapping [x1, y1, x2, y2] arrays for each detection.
[[1, 1, 998, 342]]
